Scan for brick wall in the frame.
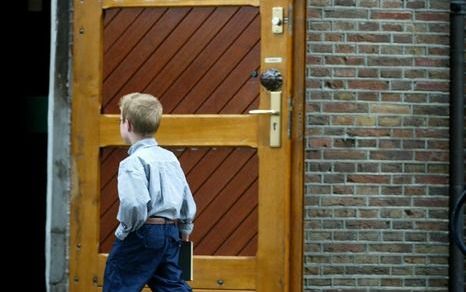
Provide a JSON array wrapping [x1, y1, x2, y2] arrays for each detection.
[[304, 0, 454, 291]]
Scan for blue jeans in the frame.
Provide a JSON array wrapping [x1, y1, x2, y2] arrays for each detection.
[[103, 224, 192, 292]]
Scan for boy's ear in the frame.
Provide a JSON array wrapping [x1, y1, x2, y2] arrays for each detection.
[[126, 119, 133, 132]]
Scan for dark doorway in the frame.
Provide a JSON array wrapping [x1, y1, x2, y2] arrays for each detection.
[[16, 1, 49, 291]]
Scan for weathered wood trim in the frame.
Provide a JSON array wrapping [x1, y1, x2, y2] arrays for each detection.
[[102, 0, 259, 8], [100, 114, 259, 147], [98, 254, 256, 289], [47, 0, 72, 291], [70, 0, 102, 291], [289, 0, 305, 291]]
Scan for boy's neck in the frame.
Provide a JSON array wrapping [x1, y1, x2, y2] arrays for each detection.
[[128, 132, 152, 145]]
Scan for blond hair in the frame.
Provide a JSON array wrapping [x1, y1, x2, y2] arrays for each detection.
[[119, 92, 163, 135]]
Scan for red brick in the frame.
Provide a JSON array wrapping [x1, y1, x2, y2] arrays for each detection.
[[415, 12, 448, 21], [392, 129, 414, 138], [382, 1, 402, 8], [325, 33, 344, 41], [323, 102, 368, 113], [334, 21, 356, 30], [359, 44, 379, 54], [415, 175, 448, 184], [307, 32, 321, 41], [381, 278, 402, 286], [369, 197, 411, 206], [307, 7, 323, 17], [347, 266, 390, 275], [407, 1, 425, 9], [308, 137, 332, 149], [368, 57, 411, 66], [310, 44, 332, 53], [359, 22, 379, 31], [324, 80, 344, 89], [348, 80, 388, 90], [306, 79, 320, 89], [415, 57, 448, 67], [324, 243, 366, 253], [428, 47, 449, 56], [380, 69, 401, 78], [415, 129, 448, 139], [309, 21, 331, 31], [349, 128, 391, 137], [415, 151, 448, 162], [370, 150, 412, 160], [336, 44, 356, 53], [332, 116, 354, 125], [382, 23, 402, 31], [405, 69, 427, 79], [310, 67, 331, 77], [325, 9, 368, 19], [335, 0, 355, 6], [413, 104, 448, 115], [306, 55, 322, 65], [348, 33, 390, 42], [371, 104, 410, 114], [415, 81, 449, 91], [335, 68, 356, 77], [368, 244, 413, 253], [359, 0, 379, 8], [325, 56, 347, 65], [322, 196, 366, 206], [381, 93, 401, 102], [324, 150, 367, 159], [372, 11, 412, 20], [416, 34, 449, 45], [347, 175, 390, 184], [429, 23, 449, 34], [391, 81, 412, 90], [358, 68, 378, 78], [393, 34, 413, 43], [359, 92, 378, 101]]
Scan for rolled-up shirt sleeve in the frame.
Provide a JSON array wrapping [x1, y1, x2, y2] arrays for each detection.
[[178, 179, 196, 236], [115, 159, 151, 240]]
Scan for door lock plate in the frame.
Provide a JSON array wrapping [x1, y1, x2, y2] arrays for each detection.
[[272, 7, 284, 34], [248, 91, 282, 148], [269, 91, 281, 147]]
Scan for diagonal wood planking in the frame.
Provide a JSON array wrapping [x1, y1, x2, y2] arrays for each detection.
[[99, 6, 260, 256], [102, 6, 259, 114], [100, 147, 258, 255]]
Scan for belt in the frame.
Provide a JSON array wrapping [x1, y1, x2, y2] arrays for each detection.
[[146, 217, 178, 225]]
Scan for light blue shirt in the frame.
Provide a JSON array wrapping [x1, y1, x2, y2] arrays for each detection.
[[115, 138, 196, 240]]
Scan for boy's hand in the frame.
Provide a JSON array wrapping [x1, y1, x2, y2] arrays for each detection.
[[181, 233, 189, 241]]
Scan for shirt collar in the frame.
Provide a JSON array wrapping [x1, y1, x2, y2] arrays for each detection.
[[128, 138, 158, 155]]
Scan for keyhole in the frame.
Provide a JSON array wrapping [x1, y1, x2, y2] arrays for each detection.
[[273, 122, 277, 131]]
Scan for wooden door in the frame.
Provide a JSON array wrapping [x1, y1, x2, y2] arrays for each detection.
[[71, 0, 303, 291]]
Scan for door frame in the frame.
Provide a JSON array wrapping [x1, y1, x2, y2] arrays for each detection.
[[69, 0, 304, 291], [290, 1, 305, 291]]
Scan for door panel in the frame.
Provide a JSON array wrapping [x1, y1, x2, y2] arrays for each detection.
[[102, 6, 260, 114], [100, 6, 261, 260], [71, 0, 294, 291], [99, 147, 258, 256]]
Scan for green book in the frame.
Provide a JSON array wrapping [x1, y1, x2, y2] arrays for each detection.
[[179, 241, 193, 281]]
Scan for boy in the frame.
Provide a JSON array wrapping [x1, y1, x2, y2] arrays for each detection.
[[103, 92, 196, 292]]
